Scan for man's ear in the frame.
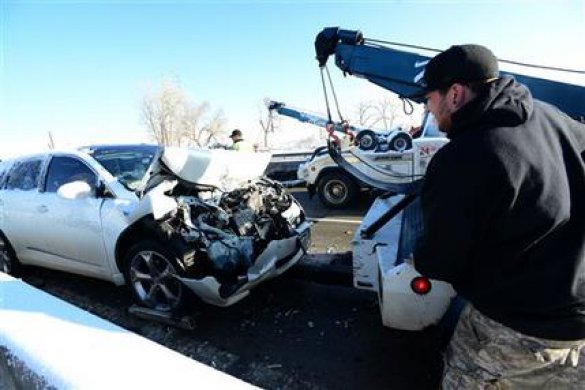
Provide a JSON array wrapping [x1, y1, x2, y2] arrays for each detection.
[[449, 83, 468, 110]]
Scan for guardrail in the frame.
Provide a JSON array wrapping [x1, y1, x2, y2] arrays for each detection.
[[0, 272, 256, 389]]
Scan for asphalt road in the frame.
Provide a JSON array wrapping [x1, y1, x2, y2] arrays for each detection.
[[17, 187, 445, 389], [288, 187, 376, 254]]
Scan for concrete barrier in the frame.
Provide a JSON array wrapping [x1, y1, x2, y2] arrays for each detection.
[[0, 272, 256, 389]]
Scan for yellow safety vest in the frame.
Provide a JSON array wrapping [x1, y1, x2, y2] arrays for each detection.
[[232, 140, 254, 152]]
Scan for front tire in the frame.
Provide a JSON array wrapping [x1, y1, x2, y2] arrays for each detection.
[[124, 242, 184, 312], [0, 233, 20, 276], [317, 172, 359, 209]]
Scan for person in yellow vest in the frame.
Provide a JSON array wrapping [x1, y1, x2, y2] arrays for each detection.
[[229, 129, 254, 152]]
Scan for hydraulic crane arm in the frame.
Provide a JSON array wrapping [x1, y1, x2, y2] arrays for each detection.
[[267, 100, 358, 134], [315, 28, 431, 104], [267, 100, 414, 153], [315, 27, 585, 119]]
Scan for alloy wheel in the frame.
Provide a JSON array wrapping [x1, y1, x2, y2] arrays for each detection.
[[129, 250, 183, 311]]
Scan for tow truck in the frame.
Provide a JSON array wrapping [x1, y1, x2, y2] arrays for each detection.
[[267, 100, 446, 208], [313, 27, 585, 330]]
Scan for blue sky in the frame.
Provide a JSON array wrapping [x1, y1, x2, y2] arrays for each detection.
[[1, 0, 584, 157]]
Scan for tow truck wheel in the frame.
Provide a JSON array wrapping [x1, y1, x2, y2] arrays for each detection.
[[124, 242, 184, 312], [0, 233, 20, 276], [317, 172, 359, 209]]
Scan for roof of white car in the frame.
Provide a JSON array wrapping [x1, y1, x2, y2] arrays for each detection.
[[1, 144, 160, 163]]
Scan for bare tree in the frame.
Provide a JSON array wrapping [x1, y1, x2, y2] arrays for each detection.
[[142, 79, 226, 147], [354, 96, 400, 130], [197, 109, 227, 146]]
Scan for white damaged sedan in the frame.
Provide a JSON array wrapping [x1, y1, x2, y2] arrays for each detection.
[[0, 145, 311, 311]]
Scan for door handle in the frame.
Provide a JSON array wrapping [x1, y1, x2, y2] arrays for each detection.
[[37, 205, 48, 213]]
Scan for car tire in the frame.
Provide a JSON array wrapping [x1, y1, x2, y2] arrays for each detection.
[[0, 232, 21, 277], [317, 172, 359, 209], [124, 241, 185, 312], [388, 132, 413, 151], [355, 130, 378, 151]]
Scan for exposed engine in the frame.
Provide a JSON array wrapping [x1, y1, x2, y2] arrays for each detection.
[[162, 178, 303, 284]]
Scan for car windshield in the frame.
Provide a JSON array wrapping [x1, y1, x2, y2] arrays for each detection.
[[86, 145, 159, 190]]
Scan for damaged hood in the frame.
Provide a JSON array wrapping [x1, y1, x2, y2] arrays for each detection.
[[143, 147, 272, 194]]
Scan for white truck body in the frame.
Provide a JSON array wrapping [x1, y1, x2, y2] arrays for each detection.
[[352, 195, 455, 330], [297, 115, 447, 208]]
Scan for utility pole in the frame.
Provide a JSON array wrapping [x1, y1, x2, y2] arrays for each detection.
[[47, 131, 55, 149]]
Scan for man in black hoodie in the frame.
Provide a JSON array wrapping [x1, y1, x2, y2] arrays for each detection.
[[413, 45, 585, 388]]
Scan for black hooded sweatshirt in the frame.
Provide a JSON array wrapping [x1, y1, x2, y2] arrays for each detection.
[[414, 76, 585, 340]]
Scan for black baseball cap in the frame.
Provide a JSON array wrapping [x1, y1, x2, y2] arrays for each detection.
[[411, 44, 499, 98], [229, 129, 242, 138]]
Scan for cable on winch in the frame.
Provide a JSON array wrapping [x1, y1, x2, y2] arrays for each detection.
[[319, 65, 342, 146], [325, 66, 344, 122], [325, 66, 356, 141], [319, 66, 333, 123], [365, 38, 585, 74], [320, 65, 356, 143]]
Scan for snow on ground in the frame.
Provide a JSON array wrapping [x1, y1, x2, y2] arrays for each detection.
[[0, 272, 256, 389]]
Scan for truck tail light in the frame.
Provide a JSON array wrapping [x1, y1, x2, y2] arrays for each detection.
[[411, 277, 432, 295]]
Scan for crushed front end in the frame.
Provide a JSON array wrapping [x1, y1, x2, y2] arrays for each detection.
[[145, 176, 310, 307]]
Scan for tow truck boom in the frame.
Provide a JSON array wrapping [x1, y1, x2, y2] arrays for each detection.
[[315, 27, 585, 120], [267, 100, 414, 152], [267, 101, 358, 135]]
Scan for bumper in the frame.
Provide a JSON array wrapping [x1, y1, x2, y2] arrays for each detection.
[[178, 221, 311, 307], [376, 245, 455, 331]]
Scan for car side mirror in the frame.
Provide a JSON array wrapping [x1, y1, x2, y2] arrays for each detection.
[[95, 180, 113, 198], [57, 181, 92, 200]]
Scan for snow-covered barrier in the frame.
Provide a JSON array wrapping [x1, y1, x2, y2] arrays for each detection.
[[0, 272, 255, 389]]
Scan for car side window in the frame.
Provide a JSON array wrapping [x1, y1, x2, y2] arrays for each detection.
[[45, 156, 97, 194], [0, 161, 12, 189], [5, 159, 43, 191]]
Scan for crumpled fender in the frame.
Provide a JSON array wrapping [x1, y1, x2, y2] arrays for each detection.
[[125, 180, 178, 224]]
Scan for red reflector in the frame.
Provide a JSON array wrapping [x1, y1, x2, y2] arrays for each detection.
[[411, 277, 432, 295]]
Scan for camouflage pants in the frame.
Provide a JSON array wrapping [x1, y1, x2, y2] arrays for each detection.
[[442, 304, 585, 389]]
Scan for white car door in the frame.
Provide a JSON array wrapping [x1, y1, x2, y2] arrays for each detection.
[[33, 155, 109, 278]]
